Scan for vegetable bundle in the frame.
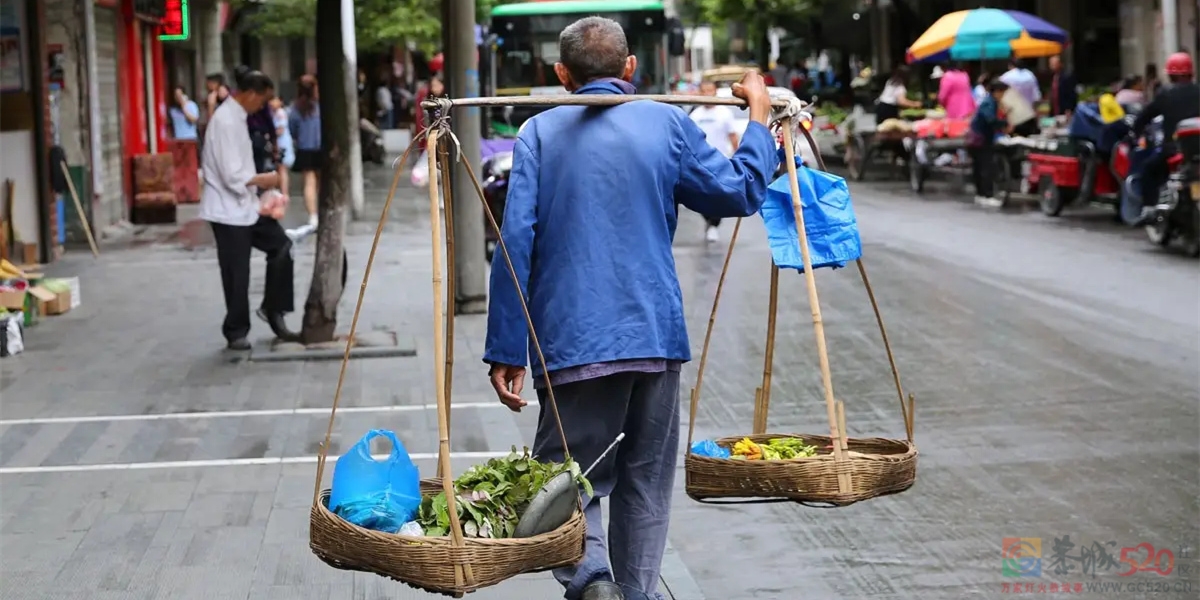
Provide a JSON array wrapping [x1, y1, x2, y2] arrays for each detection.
[[729, 437, 818, 461], [415, 447, 592, 539]]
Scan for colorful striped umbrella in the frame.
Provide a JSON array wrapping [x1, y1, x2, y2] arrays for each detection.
[[906, 9, 1068, 64]]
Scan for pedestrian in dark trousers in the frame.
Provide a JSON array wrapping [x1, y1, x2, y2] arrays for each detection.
[[199, 70, 299, 350], [969, 80, 1010, 208]]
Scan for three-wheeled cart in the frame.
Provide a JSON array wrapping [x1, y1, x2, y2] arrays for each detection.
[[844, 128, 914, 182], [1024, 137, 1121, 217]]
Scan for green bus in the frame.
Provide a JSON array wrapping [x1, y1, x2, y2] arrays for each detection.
[[488, 0, 675, 103]]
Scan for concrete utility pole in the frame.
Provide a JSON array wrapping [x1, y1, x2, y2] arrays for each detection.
[[343, 0, 365, 218], [1161, 0, 1179, 66], [445, 0, 488, 314]]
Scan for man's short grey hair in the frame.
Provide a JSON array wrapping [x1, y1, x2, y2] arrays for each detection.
[[559, 17, 629, 83]]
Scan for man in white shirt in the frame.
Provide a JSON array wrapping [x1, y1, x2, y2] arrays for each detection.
[[999, 59, 1041, 108], [688, 80, 740, 242], [200, 70, 297, 350]]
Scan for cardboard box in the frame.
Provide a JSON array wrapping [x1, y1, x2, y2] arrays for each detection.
[[0, 289, 24, 311], [28, 285, 68, 315]]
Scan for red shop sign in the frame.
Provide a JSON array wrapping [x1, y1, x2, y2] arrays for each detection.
[[160, 0, 189, 41]]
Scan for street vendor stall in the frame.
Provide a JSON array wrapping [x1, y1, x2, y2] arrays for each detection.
[[903, 8, 1069, 199]]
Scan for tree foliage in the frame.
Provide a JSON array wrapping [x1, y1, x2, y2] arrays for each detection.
[[242, 0, 527, 50], [696, 0, 821, 25]]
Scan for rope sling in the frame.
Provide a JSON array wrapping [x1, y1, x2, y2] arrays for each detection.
[[308, 94, 917, 597]]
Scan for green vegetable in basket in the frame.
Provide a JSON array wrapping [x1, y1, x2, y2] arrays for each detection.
[[415, 446, 592, 539], [762, 438, 818, 460]]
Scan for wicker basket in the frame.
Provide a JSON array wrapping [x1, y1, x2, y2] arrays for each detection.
[[685, 434, 917, 506], [310, 480, 586, 597], [307, 128, 588, 597]]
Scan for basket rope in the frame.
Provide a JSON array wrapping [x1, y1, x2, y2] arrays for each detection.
[[684, 118, 916, 488], [309, 101, 576, 590]]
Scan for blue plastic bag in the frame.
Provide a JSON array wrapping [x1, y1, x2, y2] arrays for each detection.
[[1068, 102, 1105, 144], [329, 429, 422, 533], [690, 440, 731, 459], [761, 158, 862, 272]]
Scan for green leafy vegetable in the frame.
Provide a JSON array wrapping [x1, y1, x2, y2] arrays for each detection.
[[416, 447, 591, 539]]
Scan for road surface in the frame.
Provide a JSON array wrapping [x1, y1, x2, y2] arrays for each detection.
[[0, 168, 1196, 600]]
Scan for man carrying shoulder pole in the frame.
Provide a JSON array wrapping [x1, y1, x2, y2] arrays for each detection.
[[483, 16, 777, 600]]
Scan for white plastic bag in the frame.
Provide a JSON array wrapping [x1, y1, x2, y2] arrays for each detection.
[[1, 313, 23, 357], [411, 150, 430, 187]]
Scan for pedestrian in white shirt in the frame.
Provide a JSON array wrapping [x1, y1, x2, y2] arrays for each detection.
[[200, 70, 298, 350], [688, 80, 740, 242], [999, 59, 1041, 108]]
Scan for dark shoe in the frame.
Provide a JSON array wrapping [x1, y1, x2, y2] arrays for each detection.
[[581, 581, 625, 600], [226, 338, 252, 351], [258, 309, 301, 343]]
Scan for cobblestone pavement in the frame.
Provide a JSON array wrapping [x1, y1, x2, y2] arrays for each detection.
[[0, 165, 1197, 600]]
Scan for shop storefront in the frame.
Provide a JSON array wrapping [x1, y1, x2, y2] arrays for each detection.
[[0, 0, 53, 264]]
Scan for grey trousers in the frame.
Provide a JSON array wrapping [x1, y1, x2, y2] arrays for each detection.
[[533, 370, 681, 600]]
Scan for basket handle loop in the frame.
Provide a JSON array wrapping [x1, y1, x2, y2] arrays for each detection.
[[311, 128, 422, 509], [426, 131, 473, 586], [795, 125, 913, 445], [685, 218, 743, 451], [781, 118, 852, 494]]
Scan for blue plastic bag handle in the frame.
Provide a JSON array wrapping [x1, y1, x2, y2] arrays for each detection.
[[358, 429, 405, 462]]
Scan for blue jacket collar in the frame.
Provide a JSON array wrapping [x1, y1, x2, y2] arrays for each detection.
[[574, 78, 637, 96]]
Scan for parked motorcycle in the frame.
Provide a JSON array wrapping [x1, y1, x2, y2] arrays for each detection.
[[1114, 114, 1168, 225], [360, 118, 385, 165], [482, 148, 513, 264], [1143, 117, 1200, 257]]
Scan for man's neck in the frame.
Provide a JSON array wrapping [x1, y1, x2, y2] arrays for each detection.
[[235, 96, 254, 112]]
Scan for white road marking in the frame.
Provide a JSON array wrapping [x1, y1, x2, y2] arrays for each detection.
[[0, 401, 539, 426], [0, 451, 513, 475]]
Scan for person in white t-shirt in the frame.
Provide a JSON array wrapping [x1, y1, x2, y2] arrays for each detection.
[[688, 80, 740, 242]]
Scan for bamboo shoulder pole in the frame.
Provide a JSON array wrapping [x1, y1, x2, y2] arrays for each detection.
[[780, 122, 852, 494], [424, 94, 802, 111], [427, 131, 472, 588]]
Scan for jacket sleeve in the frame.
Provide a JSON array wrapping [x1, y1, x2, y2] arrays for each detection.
[[483, 134, 537, 368], [1131, 94, 1164, 136], [674, 117, 777, 218]]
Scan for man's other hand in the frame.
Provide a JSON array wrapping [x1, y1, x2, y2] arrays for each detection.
[[489, 364, 527, 412], [732, 71, 772, 126]]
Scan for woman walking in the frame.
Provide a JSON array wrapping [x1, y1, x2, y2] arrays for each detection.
[[288, 75, 321, 239], [269, 96, 295, 198]]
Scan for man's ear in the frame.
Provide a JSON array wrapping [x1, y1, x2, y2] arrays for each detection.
[[622, 56, 638, 82], [554, 63, 576, 91]]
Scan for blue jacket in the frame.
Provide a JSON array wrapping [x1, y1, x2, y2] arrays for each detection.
[[483, 80, 778, 376], [971, 95, 1005, 144]]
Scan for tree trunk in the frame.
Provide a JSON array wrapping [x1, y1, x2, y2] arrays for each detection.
[[301, 0, 357, 344]]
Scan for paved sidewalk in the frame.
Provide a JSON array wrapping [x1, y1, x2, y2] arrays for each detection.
[[0, 173, 702, 600], [2, 165, 1198, 599]]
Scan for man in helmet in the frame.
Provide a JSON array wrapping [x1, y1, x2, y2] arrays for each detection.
[[1128, 52, 1200, 223]]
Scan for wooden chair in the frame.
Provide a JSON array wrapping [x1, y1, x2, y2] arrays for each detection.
[[131, 153, 177, 224], [168, 140, 200, 204]]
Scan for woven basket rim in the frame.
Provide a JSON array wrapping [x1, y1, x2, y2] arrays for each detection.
[[696, 433, 917, 461], [315, 488, 582, 548]]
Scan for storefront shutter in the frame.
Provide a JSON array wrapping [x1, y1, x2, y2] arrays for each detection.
[[94, 8, 125, 225]]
